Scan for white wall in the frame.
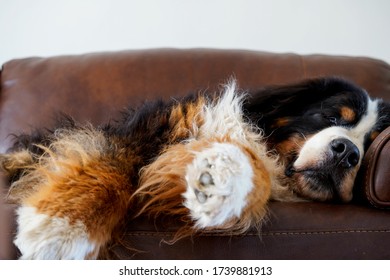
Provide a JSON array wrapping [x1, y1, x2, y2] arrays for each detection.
[[1, 0, 389, 65]]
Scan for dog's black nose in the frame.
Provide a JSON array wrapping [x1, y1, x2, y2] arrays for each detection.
[[330, 138, 360, 168]]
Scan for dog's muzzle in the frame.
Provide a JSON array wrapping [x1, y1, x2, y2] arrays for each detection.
[[285, 136, 361, 202]]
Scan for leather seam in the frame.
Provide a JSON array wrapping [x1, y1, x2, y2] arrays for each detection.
[[123, 229, 390, 237], [260, 229, 390, 236]]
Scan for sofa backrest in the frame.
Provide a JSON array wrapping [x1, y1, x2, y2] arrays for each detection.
[[1, 49, 390, 153]]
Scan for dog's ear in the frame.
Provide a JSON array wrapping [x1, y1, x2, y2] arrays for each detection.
[[244, 77, 366, 131]]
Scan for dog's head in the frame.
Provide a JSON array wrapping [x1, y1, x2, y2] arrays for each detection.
[[247, 77, 390, 202]]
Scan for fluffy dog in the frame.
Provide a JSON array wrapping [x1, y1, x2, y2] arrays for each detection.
[[1, 77, 389, 259]]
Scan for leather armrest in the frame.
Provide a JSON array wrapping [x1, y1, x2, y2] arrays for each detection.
[[357, 126, 390, 208]]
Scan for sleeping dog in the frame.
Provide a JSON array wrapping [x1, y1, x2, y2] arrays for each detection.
[[1, 77, 389, 259]]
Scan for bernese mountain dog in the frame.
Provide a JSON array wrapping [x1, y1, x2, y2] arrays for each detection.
[[1, 77, 389, 259]]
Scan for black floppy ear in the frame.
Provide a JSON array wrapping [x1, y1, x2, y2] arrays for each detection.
[[244, 77, 365, 130]]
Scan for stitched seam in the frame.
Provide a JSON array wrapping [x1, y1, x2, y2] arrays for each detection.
[[261, 229, 390, 236], [124, 229, 390, 238]]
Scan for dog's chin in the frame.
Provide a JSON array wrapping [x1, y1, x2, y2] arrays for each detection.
[[286, 167, 355, 203]]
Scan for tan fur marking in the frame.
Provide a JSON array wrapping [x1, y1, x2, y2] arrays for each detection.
[[1, 150, 37, 203], [340, 106, 356, 122], [272, 117, 290, 128], [275, 134, 305, 157], [0, 150, 34, 173], [169, 105, 187, 140], [292, 174, 333, 201], [370, 130, 380, 141], [169, 97, 205, 140]]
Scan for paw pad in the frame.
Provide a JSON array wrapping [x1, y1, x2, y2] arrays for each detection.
[[199, 171, 214, 187], [183, 143, 254, 228]]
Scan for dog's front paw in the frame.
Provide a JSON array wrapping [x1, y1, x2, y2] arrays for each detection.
[[183, 142, 254, 228]]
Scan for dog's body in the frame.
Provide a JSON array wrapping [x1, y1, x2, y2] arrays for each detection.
[[1, 77, 389, 259]]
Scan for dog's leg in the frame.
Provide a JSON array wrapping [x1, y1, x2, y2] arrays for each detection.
[[179, 81, 273, 231], [10, 129, 132, 259], [14, 164, 131, 259], [137, 137, 273, 236], [184, 142, 254, 228], [183, 140, 272, 232], [137, 83, 275, 235]]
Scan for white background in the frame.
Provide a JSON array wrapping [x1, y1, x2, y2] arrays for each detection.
[[0, 260, 388, 279], [1, 0, 389, 65]]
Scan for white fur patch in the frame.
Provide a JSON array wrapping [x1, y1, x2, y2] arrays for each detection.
[[199, 80, 248, 139], [183, 142, 254, 228], [15, 206, 98, 259], [351, 98, 378, 141]]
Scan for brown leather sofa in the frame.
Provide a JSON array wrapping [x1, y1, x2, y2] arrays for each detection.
[[1, 49, 390, 259]]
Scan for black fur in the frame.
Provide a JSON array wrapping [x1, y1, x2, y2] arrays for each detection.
[[244, 77, 373, 146]]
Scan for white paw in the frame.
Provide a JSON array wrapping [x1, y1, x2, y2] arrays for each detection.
[[15, 206, 98, 259], [183, 143, 254, 228]]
